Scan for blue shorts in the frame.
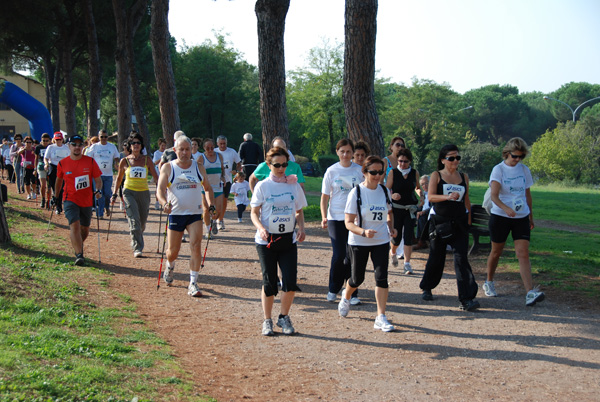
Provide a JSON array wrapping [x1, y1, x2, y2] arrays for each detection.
[[168, 213, 203, 232], [489, 214, 530, 243]]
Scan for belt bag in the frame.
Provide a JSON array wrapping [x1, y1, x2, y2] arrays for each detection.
[[430, 215, 454, 240], [392, 203, 418, 219]]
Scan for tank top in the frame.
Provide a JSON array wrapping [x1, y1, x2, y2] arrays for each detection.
[[201, 153, 223, 193], [391, 168, 417, 206], [124, 157, 149, 192], [21, 149, 35, 169], [167, 160, 204, 215], [433, 171, 467, 219]]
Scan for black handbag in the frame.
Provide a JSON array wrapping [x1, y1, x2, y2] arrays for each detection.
[[429, 216, 454, 241]]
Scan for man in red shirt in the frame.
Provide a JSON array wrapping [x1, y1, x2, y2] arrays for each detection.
[[53, 134, 102, 266]]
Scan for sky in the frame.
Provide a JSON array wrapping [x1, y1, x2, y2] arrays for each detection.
[[168, 0, 600, 94]]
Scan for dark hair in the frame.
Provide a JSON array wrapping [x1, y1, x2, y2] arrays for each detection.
[[354, 140, 370, 156], [41, 133, 51, 139], [266, 147, 289, 164], [14, 134, 23, 140], [362, 155, 384, 175], [23, 135, 33, 143], [437, 144, 459, 170], [336, 138, 354, 152], [397, 148, 413, 162], [388, 136, 405, 153], [126, 132, 145, 154]]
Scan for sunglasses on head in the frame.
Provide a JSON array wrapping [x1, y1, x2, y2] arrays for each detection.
[[367, 169, 385, 176], [271, 162, 288, 168], [444, 155, 461, 162], [509, 153, 525, 160]]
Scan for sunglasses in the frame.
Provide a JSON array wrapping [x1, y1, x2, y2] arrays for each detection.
[[271, 163, 288, 168], [25, 141, 32, 144], [444, 155, 462, 162], [393, 143, 405, 147], [100, 136, 108, 139], [70, 142, 83, 147], [130, 141, 142, 145], [398, 159, 410, 164], [367, 170, 385, 176], [510, 153, 525, 159]]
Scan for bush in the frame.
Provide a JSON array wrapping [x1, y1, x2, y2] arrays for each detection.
[[316, 155, 338, 176], [460, 142, 502, 181], [294, 155, 309, 164]]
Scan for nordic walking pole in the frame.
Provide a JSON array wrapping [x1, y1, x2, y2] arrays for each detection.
[[95, 193, 101, 263], [106, 198, 115, 241], [156, 210, 169, 291], [46, 198, 55, 233], [200, 207, 217, 270], [157, 209, 163, 253]]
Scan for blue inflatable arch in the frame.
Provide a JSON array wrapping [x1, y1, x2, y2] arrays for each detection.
[[0, 79, 53, 142]]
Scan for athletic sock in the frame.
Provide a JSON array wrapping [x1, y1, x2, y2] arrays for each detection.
[[190, 270, 198, 284], [167, 261, 175, 270]]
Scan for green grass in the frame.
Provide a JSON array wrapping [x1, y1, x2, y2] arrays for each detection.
[[0, 199, 213, 402]]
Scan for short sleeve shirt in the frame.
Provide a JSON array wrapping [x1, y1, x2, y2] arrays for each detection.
[[489, 161, 533, 219], [57, 155, 102, 207], [216, 147, 241, 183], [86, 142, 119, 176], [321, 162, 364, 221], [345, 184, 392, 246]]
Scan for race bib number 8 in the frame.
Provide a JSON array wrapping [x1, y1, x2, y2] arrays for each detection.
[[130, 166, 147, 179], [268, 209, 294, 234], [75, 175, 90, 190]]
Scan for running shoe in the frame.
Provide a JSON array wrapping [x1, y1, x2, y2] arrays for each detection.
[[483, 281, 497, 297], [374, 314, 394, 332], [350, 296, 362, 306], [526, 287, 545, 306], [105, 207, 111, 217], [211, 222, 218, 235], [391, 253, 398, 267], [74, 253, 85, 266], [422, 290, 433, 301], [163, 266, 174, 286], [32, 193, 36, 200], [262, 319, 274, 336], [187, 282, 202, 297], [326, 292, 337, 302], [338, 297, 350, 317], [460, 299, 481, 311], [133, 251, 142, 258], [154, 201, 160, 210], [237, 218, 242, 223], [217, 221, 225, 230], [40, 199, 45, 208], [404, 262, 413, 275], [119, 201, 125, 211], [26, 194, 31, 200], [276, 315, 295, 335]]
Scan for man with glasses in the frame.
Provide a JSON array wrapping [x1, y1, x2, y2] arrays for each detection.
[[86, 129, 120, 218], [53, 134, 102, 266], [34, 133, 52, 208], [44, 132, 70, 214]]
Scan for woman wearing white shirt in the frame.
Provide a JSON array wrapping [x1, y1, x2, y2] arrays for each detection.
[[320, 139, 364, 305], [484, 137, 544, 306], [251, 147, 307, 336], [338, 156, 397, 332]]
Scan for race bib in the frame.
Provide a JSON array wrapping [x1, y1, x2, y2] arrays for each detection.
[[366, 203, 387, 223], [23, 161, 32, 167], [129, 166, 147, 179], [442, 184, 465, 202], [75, 175, 90, 191], [513, 198, 525, 212], [268, 206, 294, 234]]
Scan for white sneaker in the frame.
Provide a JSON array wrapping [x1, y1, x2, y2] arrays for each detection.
[[327, 292, 337, 302], [483, 281, 497, 297], [338, 297, 350, 317], [374, 314, 394, 332], [187, 282, 202, 297], [262, 319, 274, 336], [26, 194, 31, 200], [404, 262, 413, 275], [133, 251, 142, 258], [32, 193, 37, 200], [217, 221, 225, 230], [154, 201, 160, 210], [390, 254, 398, 267], [350, 296, 362, 306], [119, 201, 125, 211], [163, 266, 174, 286], [526, 287, 545, 306], [276, 315, 295, 335], [237, 218, 243, 223]]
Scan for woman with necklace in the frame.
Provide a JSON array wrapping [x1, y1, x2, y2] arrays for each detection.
[[320, 139, 364, 305], [338, 156, 397, 331], [419, 144, 479, 311], [251, 146, 307, 336], [112, 132, 159, 258]]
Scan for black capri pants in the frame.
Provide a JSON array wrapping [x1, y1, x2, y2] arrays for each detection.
[[256, 235, 302, 297], [391, 207, 415, 246], [349, 242, 390, 289]]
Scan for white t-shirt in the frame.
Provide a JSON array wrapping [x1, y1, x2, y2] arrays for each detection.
[[44, 144, 70, 165], [345, 184, 392, 246], [216, 147, 241, 183], [231, 180, 251, 206], [321, 162, 364, 221], [153, 150, 164, 174], [86, 142, 119, 176], [250, 178, 307, 245], [489, 161, 533, 219]]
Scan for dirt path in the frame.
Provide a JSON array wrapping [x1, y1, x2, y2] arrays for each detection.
[[11, 193, 600, 401]]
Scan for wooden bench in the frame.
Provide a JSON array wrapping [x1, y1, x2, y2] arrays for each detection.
[[469, 204, 491, 255]]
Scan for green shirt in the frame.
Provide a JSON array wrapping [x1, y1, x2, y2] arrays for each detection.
[[253, 161, 305, 183]]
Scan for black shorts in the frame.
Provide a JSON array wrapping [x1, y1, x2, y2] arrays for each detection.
[[223, 181, 232, 198], [64, 200, 93, 227], [168, 213, 203, 232], [23, 168, 35, 186], [489, 214, 530, 243]]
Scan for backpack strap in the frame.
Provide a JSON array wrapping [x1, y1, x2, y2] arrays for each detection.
[[356, 184, 362, 228], [379, 183, 391, 205]]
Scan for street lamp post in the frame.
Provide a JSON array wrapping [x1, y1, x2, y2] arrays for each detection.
[[543, 96, 600, 122]]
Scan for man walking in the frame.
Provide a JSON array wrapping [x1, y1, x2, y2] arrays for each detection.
[[53, 134, 102, 266], [215, 135, 241, 230], [238, 133, 263, 178], [86, 129, 120, 218]]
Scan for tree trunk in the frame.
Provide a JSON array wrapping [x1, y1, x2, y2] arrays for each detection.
[[150, 0, 180, 147], [343, 0, 385, 157], [84, 0, 103, 139], [62, 38, 77, 137], [113, 0, 132, 147], [255, 0, 290, 155], [0, 198, 10, 244], [43, 53, 62, 133]]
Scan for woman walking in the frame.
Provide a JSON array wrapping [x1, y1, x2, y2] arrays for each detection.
[[17, 136, 37, 200], [9, 134, 24, 193], [419, 145, 480, 311], [112, 132, 159, 258], [338, 156, 397, 331], [483, 137, 545, 306], [251, 147, 307, 336], [199, 138, 225, 237]]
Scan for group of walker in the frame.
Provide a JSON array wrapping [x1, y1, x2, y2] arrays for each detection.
[[21, 130, 544, 337]]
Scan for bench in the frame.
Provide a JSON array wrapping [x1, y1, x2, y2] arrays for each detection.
[[469, 204, 491, 255]]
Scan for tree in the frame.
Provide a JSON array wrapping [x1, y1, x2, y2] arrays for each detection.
[[255, 0, 290, 155], [83, 0, 103, 138], [343, 0, 384, 157], [548, 82, 600, 122], [150, 0, 180, 146]]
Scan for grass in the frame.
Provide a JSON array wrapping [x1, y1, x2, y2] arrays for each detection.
[[0, 198, 214, 402]]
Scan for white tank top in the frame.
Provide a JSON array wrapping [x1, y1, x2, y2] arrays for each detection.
[[167, 160, 205, 215]]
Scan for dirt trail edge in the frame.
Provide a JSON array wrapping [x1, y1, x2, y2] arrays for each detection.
[[19, 194, 600, 402]]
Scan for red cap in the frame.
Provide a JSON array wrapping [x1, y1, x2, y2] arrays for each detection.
[[53, 132, 63, 140]]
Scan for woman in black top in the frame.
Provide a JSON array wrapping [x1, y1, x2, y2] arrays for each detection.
[[419, 145, 479, 311], [385, 147, 420, 274]]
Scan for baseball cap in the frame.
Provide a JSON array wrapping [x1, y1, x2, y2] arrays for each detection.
[[53, 131, 64, 140], [67, 134, 84, 143]]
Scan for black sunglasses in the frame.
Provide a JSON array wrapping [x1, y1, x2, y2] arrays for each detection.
[[444, 155, 462, 162], [130, 141, 142, 145], [70, 142, 83, 147], [510, 153, 525, 159], [100, 136, 108, 139], [271, 163, 288, 168], [367, 170, 385, 176]]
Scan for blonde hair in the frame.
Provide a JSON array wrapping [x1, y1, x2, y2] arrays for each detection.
[[502, 137, 529, 160]]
